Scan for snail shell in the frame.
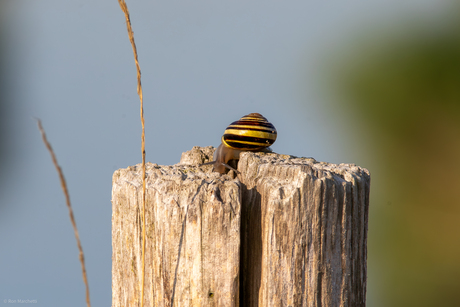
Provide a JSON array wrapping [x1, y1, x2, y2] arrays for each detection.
[[201, 113, 277, 174], [222, 113, 277, 150]]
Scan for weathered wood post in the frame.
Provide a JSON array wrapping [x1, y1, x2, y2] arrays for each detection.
[[112, 146, 370, 307]]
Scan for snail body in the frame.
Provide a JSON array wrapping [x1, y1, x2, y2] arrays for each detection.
[[202, 113, 277, 174]]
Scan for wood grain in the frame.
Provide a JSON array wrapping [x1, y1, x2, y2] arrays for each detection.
[[112, 146, 370, 307]]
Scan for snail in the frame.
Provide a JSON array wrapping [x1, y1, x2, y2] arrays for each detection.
[[201, 113, 277, 174]]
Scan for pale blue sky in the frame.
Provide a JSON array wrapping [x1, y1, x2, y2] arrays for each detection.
[[0, 0, 446, 305]]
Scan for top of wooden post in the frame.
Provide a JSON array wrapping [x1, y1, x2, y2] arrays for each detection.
[[113, 146, 369, 186]]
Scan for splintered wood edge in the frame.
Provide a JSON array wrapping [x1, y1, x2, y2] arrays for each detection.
[[112, 146, 369, 186]]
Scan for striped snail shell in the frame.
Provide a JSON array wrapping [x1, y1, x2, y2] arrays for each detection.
[[201, 113, 277, 174]]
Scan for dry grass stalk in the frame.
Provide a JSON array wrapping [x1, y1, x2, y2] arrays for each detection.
[[117, 1, 147, 306], [36, 119, 91, 307]]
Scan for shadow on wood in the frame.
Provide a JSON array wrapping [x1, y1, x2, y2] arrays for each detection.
[[112, 146, 370, 307]]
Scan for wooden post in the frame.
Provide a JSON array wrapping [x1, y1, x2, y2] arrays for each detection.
[[112, 146, 370, 307]]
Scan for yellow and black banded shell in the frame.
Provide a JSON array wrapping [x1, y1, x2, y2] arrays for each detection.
[[222, 113, 277, 151]]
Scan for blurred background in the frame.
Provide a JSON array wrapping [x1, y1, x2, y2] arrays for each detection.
[[1, 0, 459, 306]]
